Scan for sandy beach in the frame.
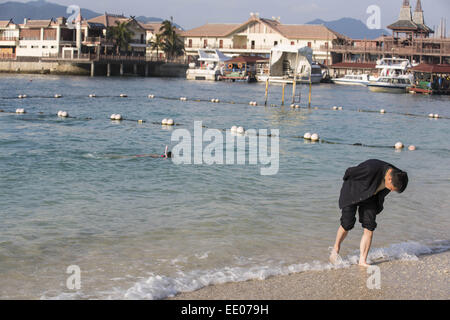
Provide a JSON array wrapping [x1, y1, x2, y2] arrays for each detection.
[[170, 251, 450, 300]]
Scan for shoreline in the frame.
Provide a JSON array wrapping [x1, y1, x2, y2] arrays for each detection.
[[169, 250, 449, 300]]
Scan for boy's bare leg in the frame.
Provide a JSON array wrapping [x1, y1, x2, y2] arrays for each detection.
[[330, 226, 348, 264], [359, 228, 373, 267]]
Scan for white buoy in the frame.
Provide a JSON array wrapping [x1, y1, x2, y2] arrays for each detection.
[[162, 118, 168, 125], [428, 113, 434, 118], [114, 114, 122, 121], [57, 111, 62, 117], [89, 94, 96, 98], [138, 119, 144, 124], [215, 99, 220, 103], [110, 114, 116, 120], [148, 94, 155, 99], [380, 109, 386, 114], [16, 108, 25, 114], [311, 133, 319, 142], [120, 94, 127, 98], [18, 95, 23, 99], [54, 94, 62, 98], [61, 111, 68, 118], [434, 114, 439, 119], [166, 118, 174, 126], [333, 106, 338, 110], [290, 104, 295, 108], [408, 145, 416, 151], [303, 132, 312, 140], [295, 105, 300, 109], [338, 106, 343, 111], [231, 126, 237, 132], [395, 142, 404, 150], [237, 126, 245, 135]]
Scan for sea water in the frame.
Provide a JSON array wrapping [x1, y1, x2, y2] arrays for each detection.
[[0, 74, 449, 299]]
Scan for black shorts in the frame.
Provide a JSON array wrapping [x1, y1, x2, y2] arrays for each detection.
[[340, 195, 380, 231]]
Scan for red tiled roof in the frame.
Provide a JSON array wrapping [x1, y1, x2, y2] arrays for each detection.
[[182, 17, 347, 41], [331, 62, 377, 69], [182, 23, 240, 37], [411, 64, 450, 73]]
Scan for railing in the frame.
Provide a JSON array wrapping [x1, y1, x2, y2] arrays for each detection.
[[325, 41, 450, 56], [185, 44, 273, 51], [0, 36, 18, 41], [0, 53, 16, 60]]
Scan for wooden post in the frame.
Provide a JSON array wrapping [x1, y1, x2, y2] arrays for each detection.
[[120, 64, 124, 76], [264, 79, 269, 106], [308, 72, 312, 108], [292, 51, 299, 104], [107, 63, 111, 77], [292, 78, 296, 104], [281, 83, 285, 105], [90, 62, 95, 77]]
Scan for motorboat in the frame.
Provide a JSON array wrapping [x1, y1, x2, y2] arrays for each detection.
[[331, 74, 371, 86], [368, 76, 413, 93], [186, 49, 231, 81]]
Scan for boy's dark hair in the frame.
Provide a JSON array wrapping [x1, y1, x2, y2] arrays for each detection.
[[166, 151, 172, 158], [391, 169, 408, 193]]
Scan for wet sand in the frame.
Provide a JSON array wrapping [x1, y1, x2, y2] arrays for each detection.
[[170, 251, 449, 300]]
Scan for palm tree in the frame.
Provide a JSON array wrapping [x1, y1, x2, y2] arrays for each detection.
[[106, 21, 135, 54], [150, 33, 165, 60], [159, 18, 184, 59]]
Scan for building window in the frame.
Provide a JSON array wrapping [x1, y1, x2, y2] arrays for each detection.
[[188, 39, 192, 48], [251, 40, 255, 49], [274, 41, 278, 46], [219, 39, 223, 49], [203, 39, 207, 48], [291, 41, 294, 45]]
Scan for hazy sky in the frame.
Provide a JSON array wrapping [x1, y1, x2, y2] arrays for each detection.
[[6, 0, 450, 30]]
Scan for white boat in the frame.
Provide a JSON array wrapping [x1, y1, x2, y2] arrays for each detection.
[[367, 57, 415, 93], [331, 74, 371, 86], [368, 76, 413, 93], [257, 46, 321, 84], [186, 49, 232, 81]]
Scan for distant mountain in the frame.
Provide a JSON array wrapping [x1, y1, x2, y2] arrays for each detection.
[[306, 18, 389, 40], [0, 0, 100, 22], [0, 0, 183, 29]]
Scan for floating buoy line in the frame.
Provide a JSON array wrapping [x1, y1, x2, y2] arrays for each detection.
[[2, 92, 448, 121], [0, 108, 426, 152]]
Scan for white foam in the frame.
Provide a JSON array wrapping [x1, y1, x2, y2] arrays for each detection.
[[122, 240, 449, 300]]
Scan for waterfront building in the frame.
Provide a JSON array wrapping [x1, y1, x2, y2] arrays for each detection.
[[0, 19, 19, 59], [87, 13, 148, 56], [329, 0, 449, 76], [182, 13, 347, 65]]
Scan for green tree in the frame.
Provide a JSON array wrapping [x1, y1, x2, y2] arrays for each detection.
[[106, 21, 135, 54], [150, 33, 165, 60], [159, 18, 184, 59]]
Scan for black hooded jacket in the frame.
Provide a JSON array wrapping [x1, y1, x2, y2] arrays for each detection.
[[339, 159, 398, 212]]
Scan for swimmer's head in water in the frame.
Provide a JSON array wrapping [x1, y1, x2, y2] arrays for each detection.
[[166, 151, 172, 158]]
